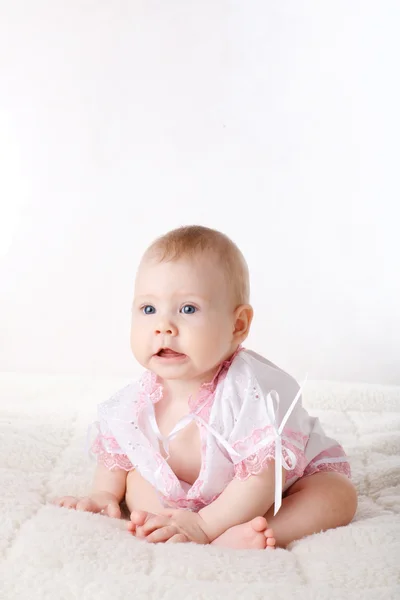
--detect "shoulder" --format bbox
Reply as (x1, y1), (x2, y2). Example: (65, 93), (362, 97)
(235, 349), (300, 393)
(221, 348), (301, 411)
(97, 369), (162, 418)
(97, 378), (143, 421)
(211, 349), (307, 440)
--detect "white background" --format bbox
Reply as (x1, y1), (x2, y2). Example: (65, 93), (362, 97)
(0, 1), (399, 384)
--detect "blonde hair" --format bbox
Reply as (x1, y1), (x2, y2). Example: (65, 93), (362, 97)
(144, 225), (250, 306)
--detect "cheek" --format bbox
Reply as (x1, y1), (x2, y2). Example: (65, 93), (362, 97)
(191, 319), (231, 352)
(130, 319), (147, 352)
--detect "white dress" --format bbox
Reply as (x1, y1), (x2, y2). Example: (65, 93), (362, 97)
(88, 348), (350, 514)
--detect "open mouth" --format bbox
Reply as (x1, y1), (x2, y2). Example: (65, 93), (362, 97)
(155, 348), (186, 359)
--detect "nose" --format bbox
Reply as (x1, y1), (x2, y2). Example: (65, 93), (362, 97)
(155, 315), (178, 336)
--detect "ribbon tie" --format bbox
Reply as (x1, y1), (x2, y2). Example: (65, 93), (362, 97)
(265, 375), (308, 514)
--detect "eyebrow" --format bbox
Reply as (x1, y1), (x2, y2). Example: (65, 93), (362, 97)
(134, 293), (210, 302)
(134, 295), (157, 301)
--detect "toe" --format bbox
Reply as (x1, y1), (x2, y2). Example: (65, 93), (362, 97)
(265, 528), (274, 538)
(76, 498), (91, 511)
(250, 517), (268, 532)
(56, 496), (76, 509)
(63, 497), (79, 509)
(264, 526), (276, 548)
(266, 536), (276, 548)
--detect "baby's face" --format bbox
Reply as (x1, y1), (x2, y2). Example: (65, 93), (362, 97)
(131, 255), (237, 383)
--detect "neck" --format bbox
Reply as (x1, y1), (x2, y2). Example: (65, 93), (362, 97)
(161, 366), (219, 404)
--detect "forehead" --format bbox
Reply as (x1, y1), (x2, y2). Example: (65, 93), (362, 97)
(135, 255), (227, 298)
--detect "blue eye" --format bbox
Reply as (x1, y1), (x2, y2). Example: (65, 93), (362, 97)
(142, 305), (156, 315)
(181, 304), (197, 315)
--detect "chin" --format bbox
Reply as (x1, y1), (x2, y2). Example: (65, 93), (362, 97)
(152, 365), (189, 378)
(151, 363), (198, 381)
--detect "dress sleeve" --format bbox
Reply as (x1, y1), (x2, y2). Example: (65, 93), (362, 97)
(87, 385), (135, 472)
(88, 419), (133, 471)
(225, 356), (309, 486)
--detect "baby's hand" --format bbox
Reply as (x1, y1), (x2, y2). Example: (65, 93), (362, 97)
(128, 509), (210, 545)
(52, 492), (121, 518)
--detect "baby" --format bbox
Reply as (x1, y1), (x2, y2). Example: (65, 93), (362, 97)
(54, 225), (357, 549)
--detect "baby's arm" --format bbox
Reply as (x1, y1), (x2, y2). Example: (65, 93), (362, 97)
(53, 463), (127, 518)
(198, 463), (283, 541)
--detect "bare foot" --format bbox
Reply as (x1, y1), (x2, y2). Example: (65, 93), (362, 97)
(211, 517), (276, 550)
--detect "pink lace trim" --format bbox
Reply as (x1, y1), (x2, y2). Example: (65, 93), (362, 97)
(233, 426), (308, 453)
(234, 439), (308, 481)
(158, 493), (215, 512)
(303, 445), (351, 479)
(137, 370), (163, 411)
(187, 348), (239, 420)
(90, 435), (133, 471)
(232, 426), (308, 480)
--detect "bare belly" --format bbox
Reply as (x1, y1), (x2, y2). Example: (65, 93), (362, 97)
(160, 421), (202, 485)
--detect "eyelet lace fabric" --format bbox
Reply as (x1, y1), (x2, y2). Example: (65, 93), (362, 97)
(88, 348), (351, 512)
(233, 427), (309, 481)
(90, 433), (133, 471)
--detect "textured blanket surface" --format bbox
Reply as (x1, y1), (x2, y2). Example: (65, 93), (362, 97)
(0, 373), (399, 600)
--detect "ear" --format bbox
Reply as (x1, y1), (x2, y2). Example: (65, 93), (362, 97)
(232, 304), (253, 343)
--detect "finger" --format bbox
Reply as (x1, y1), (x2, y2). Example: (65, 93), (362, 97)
(105, 502), (121, 519)
(166, 533), (189, 544)
(58, 496), (79, 509)
(140, 516), (171, 535)
(76, 498), (99, 512)
(146, 525), (179, 544)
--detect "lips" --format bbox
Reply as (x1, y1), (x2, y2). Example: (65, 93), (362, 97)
(156, 348), (185, 358)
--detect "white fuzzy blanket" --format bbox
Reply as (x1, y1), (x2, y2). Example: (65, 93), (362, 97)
(1, 373), (399, 600)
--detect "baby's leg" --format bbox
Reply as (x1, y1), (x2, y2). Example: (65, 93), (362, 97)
(265, 472), (357, 547)
(212, 472), (357, 549)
